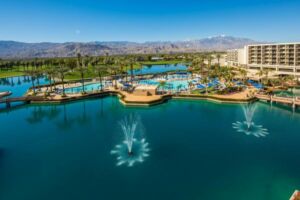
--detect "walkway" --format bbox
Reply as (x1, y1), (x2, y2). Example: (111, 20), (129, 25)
(256, 94), (300, 107)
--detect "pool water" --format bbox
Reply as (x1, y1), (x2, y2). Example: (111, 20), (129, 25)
(64, 83), (105, 94)
(139, 78), (220, 91)
(139, 79), (190, 91)
(131, 64), (187, 75)
(0, 97), (299, 200)
(0, 76), (49, 97)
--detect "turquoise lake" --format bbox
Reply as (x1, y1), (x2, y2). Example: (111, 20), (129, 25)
(0, 96), (300, 200)
(131, 64), (187, 75)
(0, 74), (300, 200)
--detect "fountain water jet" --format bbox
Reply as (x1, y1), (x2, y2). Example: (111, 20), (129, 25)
(111, 114), (150, 167)
(233, 103), (269, 138)
(242, 103), (257, 129)
(119, 114), (139, 154)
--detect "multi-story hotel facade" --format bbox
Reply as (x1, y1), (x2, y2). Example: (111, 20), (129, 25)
(227, 42), (300, 77)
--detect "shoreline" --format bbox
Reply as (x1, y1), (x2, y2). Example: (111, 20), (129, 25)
(1, 90), (299, 115)
(25, 90), (256, 107)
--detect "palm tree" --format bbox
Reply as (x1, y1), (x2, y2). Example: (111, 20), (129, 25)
(127, 57), (137, 84)
(108, 65), (120, 89)
(262, 68), (271, 85)
(25, 68), (39, 95)
(114, 57), (125, 81)
(256, 69), (264, 83)
(76, 54), (88, 93)
(44, 65), (56, 92)
(94, 65), (106, 91)
(221, 67), (234, 88)
(216, 54), (221, 67)
(177, 84), (183, 93)
(56, 64), (69, 96)
(238, 67), (247, 84)
(278, 75), (294, 88)
(158, 81), (167, 92)
(202, 76), (209, 94)
(206, 54), (213, 69)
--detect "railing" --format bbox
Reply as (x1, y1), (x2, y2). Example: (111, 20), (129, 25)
(256, 94), (300, 106)
(0, 96), (45, 104)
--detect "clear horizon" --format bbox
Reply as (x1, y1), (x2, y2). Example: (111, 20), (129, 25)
(1, 0), (300, 43)
(0, 35), (266, 44)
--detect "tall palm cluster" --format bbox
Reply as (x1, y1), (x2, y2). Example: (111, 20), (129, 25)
(0, 54), (149, 95)
(189, 54), (234, 84)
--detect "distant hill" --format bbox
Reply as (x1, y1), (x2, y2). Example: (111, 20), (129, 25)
(0, 36), (258, 58)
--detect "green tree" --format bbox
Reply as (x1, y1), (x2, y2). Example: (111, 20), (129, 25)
(76, 53), (88, 93)
(56, 64), (69, 96)
(25, 69), (39, 95)
(94, 65), (107, 91)
(44, 65), (56, 92)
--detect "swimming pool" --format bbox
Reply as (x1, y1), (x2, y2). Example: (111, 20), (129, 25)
(139, 78), (220, 91)
(139, 79), (190, 91)
(64, 83), (106, 94)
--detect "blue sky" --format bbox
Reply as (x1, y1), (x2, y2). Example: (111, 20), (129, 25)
(1, 0), (300, 43)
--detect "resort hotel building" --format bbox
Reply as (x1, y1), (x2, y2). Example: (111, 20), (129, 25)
(227, 42), (300, 77)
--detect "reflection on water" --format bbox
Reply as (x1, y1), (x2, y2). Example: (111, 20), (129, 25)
(0, 97), (300, 200)
(76, 101), (91, 125)
(26, 106), (61, 124)
(111, 114), (150, 167)
(233, 103), (269, 138)
(0, 75), (49, 97)
(21, 97), (116, 133)
(25, 101), (93, 130)
(56, 104), (76, 130)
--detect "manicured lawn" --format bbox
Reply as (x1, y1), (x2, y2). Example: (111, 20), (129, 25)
(0, 59), (187, 79)
(0, 71), (25, 78)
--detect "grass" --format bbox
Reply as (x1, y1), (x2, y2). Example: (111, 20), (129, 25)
(0, 60), (188, 79)
(0, 71), (25, 78)
(65, 64), (142, 80)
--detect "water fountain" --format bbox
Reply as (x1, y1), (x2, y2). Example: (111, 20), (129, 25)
(233, 103), (269, 138)
(111, 114), (150, 167)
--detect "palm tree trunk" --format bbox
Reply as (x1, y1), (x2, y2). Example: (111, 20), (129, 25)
(114, 71), (118, 89)
(130, 64), (134, 84)
(61, 77), (65, 96)
(49, 76), (52, 92)
(125, 66), (128, 82)
(98, 72), (103, 91)
(81, 73), (85, 93)
(31, 76), (36, 95)
(37, 76), (40, 88)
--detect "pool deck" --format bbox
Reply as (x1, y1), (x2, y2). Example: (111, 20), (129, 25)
(18, 85), (257, 107)
(174, 88), (256, 103)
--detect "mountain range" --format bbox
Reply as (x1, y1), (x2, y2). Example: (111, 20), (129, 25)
(0, 36), (258, 59)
